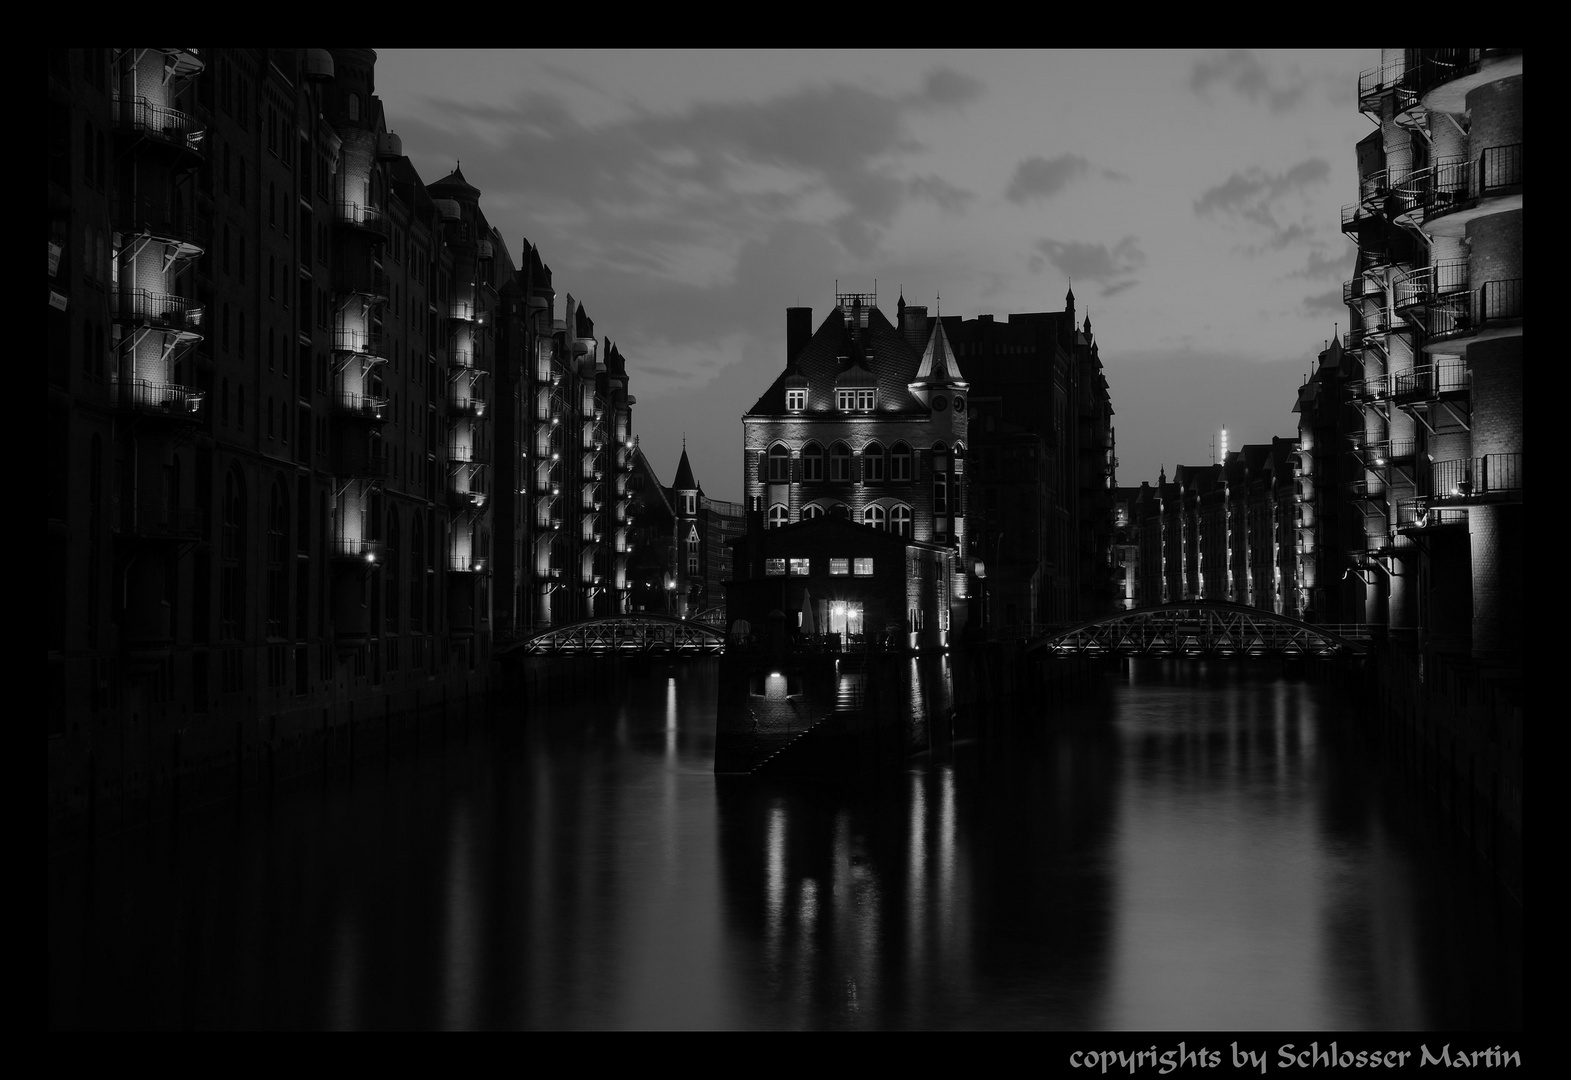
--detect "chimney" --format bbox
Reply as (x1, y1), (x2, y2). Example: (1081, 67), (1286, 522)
(786, 307), (812, 371)
(901, 304), (928, 349)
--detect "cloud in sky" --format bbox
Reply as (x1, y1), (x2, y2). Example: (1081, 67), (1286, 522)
(1029, 236), (1146, 295)
(1005, 153), (1127, 203)
(1301, 287), (1346, 320)
(1188, 50), (1313, 112)
(1194, 159), (1332, 252)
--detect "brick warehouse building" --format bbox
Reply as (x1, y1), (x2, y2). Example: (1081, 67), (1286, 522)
(47, 48), (644, 842)
(1338, 48), (1521, 664)
(739, 288), (1116, 641)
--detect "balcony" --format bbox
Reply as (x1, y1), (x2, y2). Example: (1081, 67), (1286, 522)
(111, 378), (205, 419)
(334, 201), (389, 239)
(332, 327), (387, 359)
(1425, 144), (1522, 232)
(111, 289), (204, 333)
(448, 555), (487, 574)
(331, 536), (386, 563)
(1357, 62), (1420, 119)
(114, 195), (208, 254)
(1424, 279), (1523, 349)
(111, 95), (205, 157)
(1415, 49), (1521, 114)
(1392, 259), (1467, 312)
(449, 489), (488, 513)
(1343, 276), (1383, 306)
(1429, 453), (1523, 504)
(447, 392), (486, 417)
(331, 392), (388, 421)
(1392, 361), (1469, 403)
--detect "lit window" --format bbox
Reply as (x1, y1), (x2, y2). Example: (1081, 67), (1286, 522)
(863, 504), (886, 530)
(765, 559), (786, 576)
(854, 557), (873, 576)
(934, 473), (948, 515)
(688, 556), (699, 574)
(802, 503), (824, 520)
(768, 503), (789, 529)
(856, 389), (875, 411)
(830, 558), (849, 575)
(786, 388), (805, 411)
(891, 505), (913, 538)
(684, 493), (696, 514)
(789, 558), (809, 576)
(836, 389), (854, 410)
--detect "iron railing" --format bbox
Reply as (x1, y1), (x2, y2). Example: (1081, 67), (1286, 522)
(1430, 454), (1522, 500)
(111, 289), (204, 329)
(331, 536), (385, 562)
(334, 201), (388, 235)
(111, 95), (205, 153)
(111, 378), (205, 416)
(332, 328), (386, 357)
(332, 392), (387, 418)
(1392, 361), (1469, 400)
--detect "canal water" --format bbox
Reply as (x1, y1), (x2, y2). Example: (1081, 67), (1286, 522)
(48, 658), (1521, 1030)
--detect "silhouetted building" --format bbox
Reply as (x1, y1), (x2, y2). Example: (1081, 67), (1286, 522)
(47, 47), (643, 841)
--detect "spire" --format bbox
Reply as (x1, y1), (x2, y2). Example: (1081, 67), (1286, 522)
(1066, 276), (1075, 312)
(913, 316), (960, 384)
(673, 441), (698, 492)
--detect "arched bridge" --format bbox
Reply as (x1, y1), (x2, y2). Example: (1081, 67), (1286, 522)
(1023, 602), (1371, 659)
(496, 615), (727, 657)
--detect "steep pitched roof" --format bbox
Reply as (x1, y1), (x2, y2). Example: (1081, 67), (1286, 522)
(672, 445), (699, 492)
(745, 305), (925, 416)
(912, 315), (962, 384)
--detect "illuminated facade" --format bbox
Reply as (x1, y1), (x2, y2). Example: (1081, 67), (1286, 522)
(48, 47), (642, 841)
(742, 291), (970, 636)
(1134, 447), (1298, 614)
(1341, 49), (1522, 662)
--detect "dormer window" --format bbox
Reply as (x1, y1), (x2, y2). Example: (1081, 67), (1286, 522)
(837, 389), (875, 411)
(786, 388), (805, 411)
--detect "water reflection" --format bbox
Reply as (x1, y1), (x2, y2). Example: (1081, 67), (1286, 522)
(49, 658), (1519, 1030)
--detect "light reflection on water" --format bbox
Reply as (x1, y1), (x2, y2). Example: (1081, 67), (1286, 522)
(48, 658), (1519, 1030)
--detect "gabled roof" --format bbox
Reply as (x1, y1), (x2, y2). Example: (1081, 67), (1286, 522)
(745, 305), (925, 416)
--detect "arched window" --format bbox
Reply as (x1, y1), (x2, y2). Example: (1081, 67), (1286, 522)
(830, 441), (851, 482)
(801, 442), (825, 483)
(862, 441), (885, 484)
(768, 503), (789, 529)
(767, 443), (791, 482)
(801, 503), (825, 520)
(348, 93), (361, 121)
(863, 504), (886, 530)
(890, 442), (913, 482)
(891, 504), (914, 539)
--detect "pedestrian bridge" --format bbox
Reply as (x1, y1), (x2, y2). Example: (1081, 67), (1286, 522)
(1023, 602), (1371, 659)
(496, 615), (727, 657)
